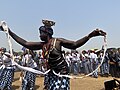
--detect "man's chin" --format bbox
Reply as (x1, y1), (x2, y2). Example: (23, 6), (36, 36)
(40, 38), (46, 42)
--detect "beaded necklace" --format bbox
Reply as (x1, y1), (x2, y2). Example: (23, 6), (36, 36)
(42, 39), (52, 59)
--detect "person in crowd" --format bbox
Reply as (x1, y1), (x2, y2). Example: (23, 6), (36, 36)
(0, 19), (106, 90)
(20, 49), (37, 90)
(99, 51), (109, 77)
(0, 47), (15, 90)
(107, 48), (119, 78)
(81, 50), (91, 75)
(88, 49), (98, 78)
(65, 51), (72, 73)
(71, 50), (80, 75)
(116, 48), (120, 77)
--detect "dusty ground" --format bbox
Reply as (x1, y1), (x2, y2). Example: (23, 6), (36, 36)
(12, 71), (118, 90)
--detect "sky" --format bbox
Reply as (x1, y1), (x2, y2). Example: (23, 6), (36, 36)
(0, 0), (120, 52)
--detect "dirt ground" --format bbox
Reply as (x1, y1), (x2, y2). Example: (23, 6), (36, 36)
(12, 71), (119, 90)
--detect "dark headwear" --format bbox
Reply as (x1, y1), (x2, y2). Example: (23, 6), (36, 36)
(39, 20), (55, 35)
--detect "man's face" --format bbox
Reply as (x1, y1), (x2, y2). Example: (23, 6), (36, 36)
(39, 30), (48, 41)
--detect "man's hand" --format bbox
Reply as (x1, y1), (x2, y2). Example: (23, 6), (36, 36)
(88, 29), (106, 38)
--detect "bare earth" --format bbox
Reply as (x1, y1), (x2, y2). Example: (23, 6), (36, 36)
(12, 71), (117, 90)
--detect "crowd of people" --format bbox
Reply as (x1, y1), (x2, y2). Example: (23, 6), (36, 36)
(0, 46), (120, 89)
(64, 48), (120, 78)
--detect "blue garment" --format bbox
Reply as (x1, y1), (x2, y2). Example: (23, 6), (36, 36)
(0, 67), (14, 90)
(45, 71), (70, 90)
(21, 71), (36, 90)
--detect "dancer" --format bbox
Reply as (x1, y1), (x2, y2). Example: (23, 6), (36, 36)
(0, 20), (106, 90)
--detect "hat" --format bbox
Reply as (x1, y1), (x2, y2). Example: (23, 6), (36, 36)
(39, 20), (55, 35)
(42, 20), (55, 28)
